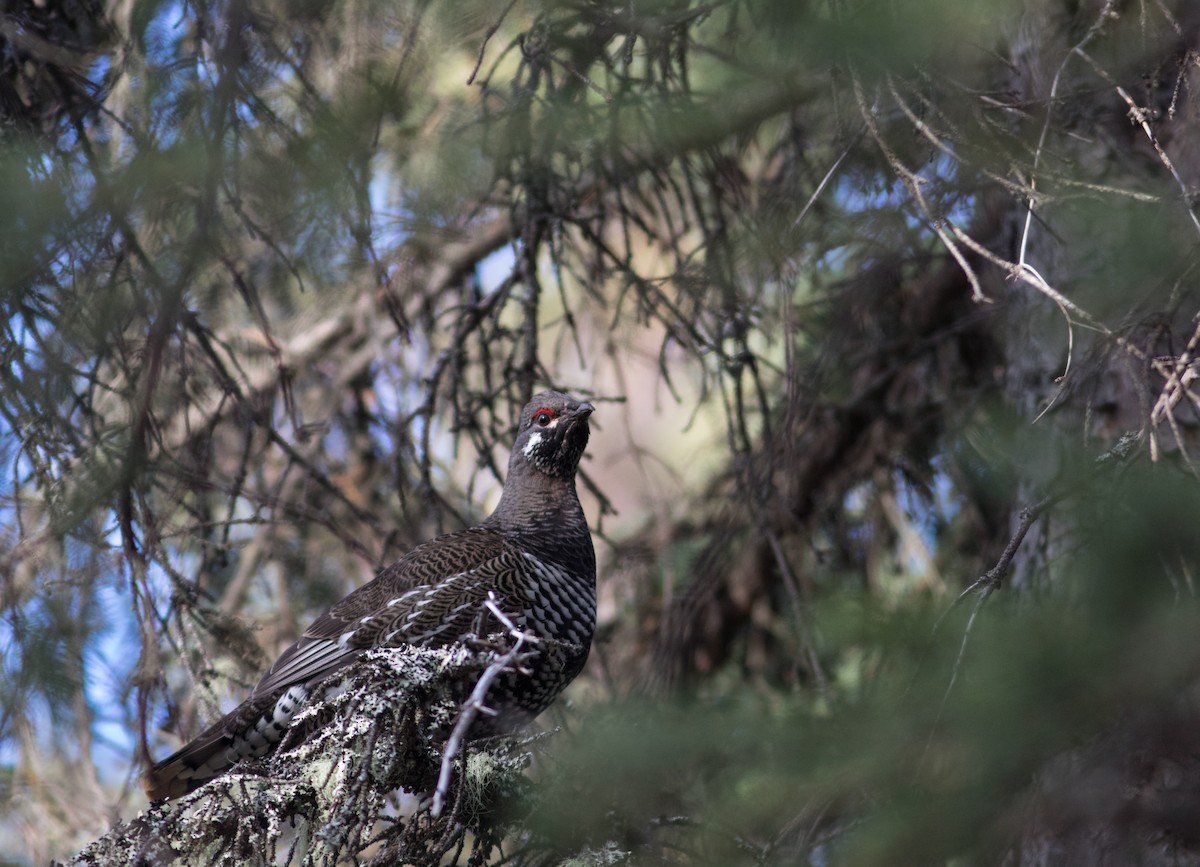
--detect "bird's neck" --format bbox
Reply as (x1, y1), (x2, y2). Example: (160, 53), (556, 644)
(483, 465), (591, 560)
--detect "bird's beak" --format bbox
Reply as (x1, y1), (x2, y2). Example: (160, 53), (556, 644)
(575, 402), (595, 417)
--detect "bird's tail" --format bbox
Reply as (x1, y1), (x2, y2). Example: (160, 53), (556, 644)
(142, 718), (235, 801)
(143, 685), (309, 801)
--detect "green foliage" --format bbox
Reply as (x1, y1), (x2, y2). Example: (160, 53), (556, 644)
(3, 0), (1200, 863)
(531, 464), (1200, 864)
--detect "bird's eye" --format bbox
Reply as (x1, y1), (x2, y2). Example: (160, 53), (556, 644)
(534, 407), (556, 426)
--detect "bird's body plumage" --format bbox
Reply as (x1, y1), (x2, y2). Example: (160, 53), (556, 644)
(144, 392), (596, 801)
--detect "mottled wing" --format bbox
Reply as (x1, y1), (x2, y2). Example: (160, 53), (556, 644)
(247, 527), (515, 701)
(142, 528), (520, 800)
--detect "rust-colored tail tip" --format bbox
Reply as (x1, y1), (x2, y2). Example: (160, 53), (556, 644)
(142, 762), (189, 802)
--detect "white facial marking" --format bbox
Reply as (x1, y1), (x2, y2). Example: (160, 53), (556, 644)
(523, 431), (543, 457)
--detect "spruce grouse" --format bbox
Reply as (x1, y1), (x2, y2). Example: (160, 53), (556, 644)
(143, 391), (596, 801)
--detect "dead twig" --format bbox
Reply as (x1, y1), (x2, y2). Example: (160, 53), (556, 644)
(1072, 47), (1200, 241)
(917, 496), (1052, 776)
(920, 430), (1144, 775)
(431, 593), (538, 817)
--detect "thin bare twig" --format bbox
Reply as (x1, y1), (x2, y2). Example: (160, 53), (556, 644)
(851, 72), (989, 303)
(1018, 0), (1120, 270)
(792, 131), (861, 231)
(1073, 47), (1200, 241)
(467, 0), (518, 85)
(917, 496), (1052, 776)
(431, 594), (538, 817)
(919, 429), (1144, 777)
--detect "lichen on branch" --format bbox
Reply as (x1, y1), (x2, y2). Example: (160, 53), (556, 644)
(69, 640), (570, 866)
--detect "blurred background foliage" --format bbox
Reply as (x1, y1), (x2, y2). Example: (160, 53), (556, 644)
(2, 0), (1200, 863)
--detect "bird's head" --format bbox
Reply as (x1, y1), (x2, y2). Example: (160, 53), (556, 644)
(510, 391), (594, 479)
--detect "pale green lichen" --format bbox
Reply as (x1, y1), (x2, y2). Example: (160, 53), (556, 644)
(559, 842), (632, 866)
(69, 638), (579, 866)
